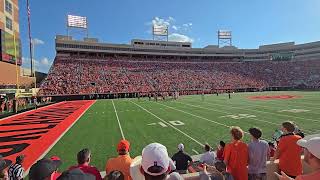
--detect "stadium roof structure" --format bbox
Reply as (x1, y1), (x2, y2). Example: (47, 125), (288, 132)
(55, 35), (320, 62)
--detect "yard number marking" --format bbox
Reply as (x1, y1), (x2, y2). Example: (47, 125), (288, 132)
(147, 121), (185, 127)
(220, 114), (256, 119)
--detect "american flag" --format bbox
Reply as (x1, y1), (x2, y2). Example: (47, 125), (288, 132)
(27, 0), (31, 16)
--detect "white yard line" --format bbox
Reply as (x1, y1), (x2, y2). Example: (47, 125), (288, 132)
(154, 101), (273, 141)
(183, 100), (317, 135)
(192, 149), (200, 155)
(155, 102), (230, 128)
(178, 101), (280, 126)
(257, 101), (320, 115)
(130, 100), (204, 147)
(202, 100), (320, 124)
(228, 97), (320, 115)
(112, 100), (125, 140)
(213, 96), (320, 115)
(186, 99), (318, 134)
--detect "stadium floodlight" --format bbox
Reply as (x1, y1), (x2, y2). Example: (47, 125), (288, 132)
(218, 30), (232, 47)
(153, 25), (168, 36)
(66, 14), (89, 38)
(67, 15), (88, 29)
(152, 25), (169, 41)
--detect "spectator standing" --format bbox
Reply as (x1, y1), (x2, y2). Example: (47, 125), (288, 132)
(69, 148), (102, 180)
(248, 127), (269, 180)
(215, 161), (234, 180)
(200, 144), (216, 166)
(50, 156), (63, 179)
(171, 143), (193, 174)
(0, 156), (12, 180)
(216, 141), (226, 161)
(57, 168), (95, 180)
(29, 158), (62, 180)
(224, 127), (248, 180)
(8, 155), (24, 180)
(105, 140), (133, 180)
(268, 142), (276, 159)
(275, 136), (320, 180)
(273, 121), (302, 178)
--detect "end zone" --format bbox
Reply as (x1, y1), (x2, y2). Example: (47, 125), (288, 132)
(0, 100), (95, 172)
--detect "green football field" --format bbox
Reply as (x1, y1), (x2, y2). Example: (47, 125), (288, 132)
(46, 91), (320, 171)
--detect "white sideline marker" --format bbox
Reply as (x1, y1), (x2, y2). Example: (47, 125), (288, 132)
(112, 100), (125, 140)
(130, 100), (204, 147)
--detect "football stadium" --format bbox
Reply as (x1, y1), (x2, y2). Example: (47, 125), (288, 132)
(1, 1), (320, 180)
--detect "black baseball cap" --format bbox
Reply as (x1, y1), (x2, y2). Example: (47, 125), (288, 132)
(16, 154), (25, 163)
(57, 168), (95, 180)
(29, 158), (61, 180)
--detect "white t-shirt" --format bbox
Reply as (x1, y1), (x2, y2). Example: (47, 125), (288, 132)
(200, 151), (216, 166)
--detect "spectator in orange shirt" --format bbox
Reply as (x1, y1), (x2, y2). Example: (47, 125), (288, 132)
(224, 126), (248, 180)
(273, 121), (303, 178)
(105, 140), (133, 180)
(275, 136), (320, 180)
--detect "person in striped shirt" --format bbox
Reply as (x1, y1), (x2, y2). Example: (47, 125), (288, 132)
(8, 155), (25, 180)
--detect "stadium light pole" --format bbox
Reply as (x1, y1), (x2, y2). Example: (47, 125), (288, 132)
(27, 0), (34, 77)
(31, 41), (37, 89)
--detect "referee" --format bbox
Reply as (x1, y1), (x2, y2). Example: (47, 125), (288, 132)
(8, 155), (25, 180)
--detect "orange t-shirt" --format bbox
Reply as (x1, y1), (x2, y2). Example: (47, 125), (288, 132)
(295, 170), (320, 180)
(224, 140), (248, 180)
(278, 134), (302, 177)
(106, 155), (133, 180)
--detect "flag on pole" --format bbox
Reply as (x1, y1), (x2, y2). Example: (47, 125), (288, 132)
(27, 0), (31, 16)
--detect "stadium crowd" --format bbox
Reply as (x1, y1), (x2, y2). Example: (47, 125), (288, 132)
(38, 57), (320, 96)
(1, 121), (319, 180)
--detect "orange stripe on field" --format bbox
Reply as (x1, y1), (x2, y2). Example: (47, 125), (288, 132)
(0, 100), (95, 172)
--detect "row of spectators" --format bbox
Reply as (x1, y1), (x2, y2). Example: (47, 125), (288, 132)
(1, 121), (319, 180)
(38, 57), (320, 96)
(0, 96), (52, 114)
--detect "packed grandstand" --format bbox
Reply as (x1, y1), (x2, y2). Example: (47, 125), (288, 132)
(38, 37), (320, 98)
(1, 0), (320, 180)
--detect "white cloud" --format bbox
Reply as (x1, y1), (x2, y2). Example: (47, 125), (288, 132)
(152, 17), (169, 27)
(145, 17), (195, 43)
(40, 57), (50, 66)
(168, 16), (175, 22)
(32, 38), (44, 45)
(182, 23), (193, 28)
(169, 33), (194, 43)
(21, 56), (52, 73)
(149, 16), (176, 28)
(172, 25), (178, 31)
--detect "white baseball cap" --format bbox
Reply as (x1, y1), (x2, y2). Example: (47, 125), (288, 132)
(178, 143), (184, 151)
(141, 143), (174, 176)
(297, 137), (320, 159)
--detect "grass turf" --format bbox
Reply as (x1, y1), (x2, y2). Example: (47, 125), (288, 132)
(46, 91), (320, 171)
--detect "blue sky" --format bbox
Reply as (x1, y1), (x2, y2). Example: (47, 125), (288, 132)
(18, 0), (320, 73)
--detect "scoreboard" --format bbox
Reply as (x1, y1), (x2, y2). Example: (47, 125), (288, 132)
(0, 29), (22, 65)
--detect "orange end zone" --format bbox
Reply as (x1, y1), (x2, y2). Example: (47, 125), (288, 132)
(0, 100), (95, 172)
(248, 95), (302, 100)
